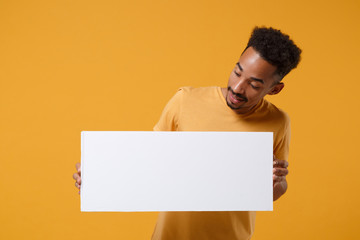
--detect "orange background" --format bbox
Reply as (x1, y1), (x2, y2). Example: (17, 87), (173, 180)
(1, 0), (359, 239)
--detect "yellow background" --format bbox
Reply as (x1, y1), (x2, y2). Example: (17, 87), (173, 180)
(1, 0), (359, 239)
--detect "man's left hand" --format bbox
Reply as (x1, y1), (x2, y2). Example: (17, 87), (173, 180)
(273, 156), (289, 201)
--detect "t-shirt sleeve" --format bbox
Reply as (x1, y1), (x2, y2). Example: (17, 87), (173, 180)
(273, 115), (291, 161)
(153, 88), (184, 131)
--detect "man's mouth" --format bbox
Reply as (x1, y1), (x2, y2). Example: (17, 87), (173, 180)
(229, 93), (245, 104)
(228, 87), (248, 103)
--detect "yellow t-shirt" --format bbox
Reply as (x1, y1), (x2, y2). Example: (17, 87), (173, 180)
(152, 86), (290, 240)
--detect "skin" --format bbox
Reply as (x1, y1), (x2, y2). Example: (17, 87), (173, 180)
(73, 46), (289, 201)
(73, 162), (81, 194)
(220, 47), (284, 114)
(273, 157), (288, 201)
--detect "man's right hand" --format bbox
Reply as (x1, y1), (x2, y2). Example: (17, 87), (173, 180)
(73, 163), (81, 194)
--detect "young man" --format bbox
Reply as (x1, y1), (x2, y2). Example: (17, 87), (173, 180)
(73, 27), (301, 240)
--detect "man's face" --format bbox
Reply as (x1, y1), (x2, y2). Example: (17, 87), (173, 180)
(224, 46), (284, 114)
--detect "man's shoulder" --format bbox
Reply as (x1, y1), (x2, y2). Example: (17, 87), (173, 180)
(262, 99), (290, 124)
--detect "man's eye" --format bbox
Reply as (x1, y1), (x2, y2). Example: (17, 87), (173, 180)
(234, 71), (240, 77)
(250, 84), (260, 90)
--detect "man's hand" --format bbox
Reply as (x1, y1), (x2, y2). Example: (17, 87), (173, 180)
(72, 163), (81, 194)
(273, 156), (288, 201)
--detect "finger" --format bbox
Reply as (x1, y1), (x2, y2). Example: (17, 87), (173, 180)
(75, 163), (81, 174)
(72, 173), (82, 184)
(273, 167), (289, 176)
(273, 175), (286, 182)
(273, 159), (289, 168)
(72, 172), (79, 181)
(75, 181), (80, 189)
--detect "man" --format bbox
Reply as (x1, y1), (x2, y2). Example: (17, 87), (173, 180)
(73, 26), (301, 240)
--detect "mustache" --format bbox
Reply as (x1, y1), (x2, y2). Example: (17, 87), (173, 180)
(227, 87), (248, 102)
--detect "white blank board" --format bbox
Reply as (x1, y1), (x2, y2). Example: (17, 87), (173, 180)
(81, 131), (273, 212)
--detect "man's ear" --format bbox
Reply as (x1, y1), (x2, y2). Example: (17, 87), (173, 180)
(267, 82), (284, 95)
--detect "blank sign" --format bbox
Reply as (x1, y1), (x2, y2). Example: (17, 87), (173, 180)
(81, 131), (273, 212)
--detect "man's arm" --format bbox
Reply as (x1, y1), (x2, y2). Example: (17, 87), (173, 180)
(273, 157), (289, 201)
(153, 88), (184, 131)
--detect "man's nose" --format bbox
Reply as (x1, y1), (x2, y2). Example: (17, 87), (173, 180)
(233, 78), (246, 94)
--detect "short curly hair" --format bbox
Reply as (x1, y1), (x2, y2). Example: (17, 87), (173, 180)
(246, 26), (302, 79)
